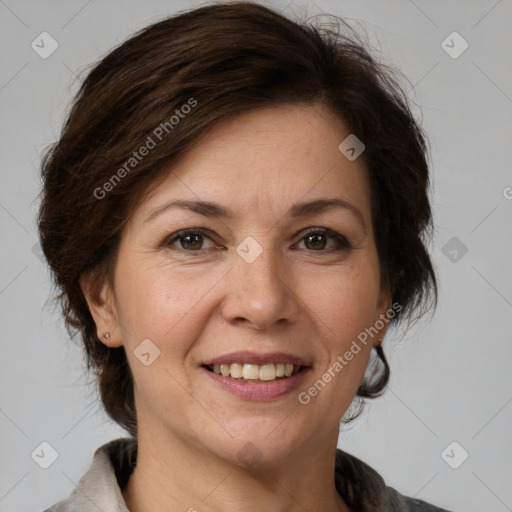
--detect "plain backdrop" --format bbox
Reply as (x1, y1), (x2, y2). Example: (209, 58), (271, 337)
(1, 1), (511, 511)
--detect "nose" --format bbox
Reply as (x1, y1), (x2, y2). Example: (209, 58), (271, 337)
(220, 241), (301, 330)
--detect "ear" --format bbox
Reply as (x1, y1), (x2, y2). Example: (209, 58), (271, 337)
(373, 285), (393, 348)
(79, 268), (123, 348)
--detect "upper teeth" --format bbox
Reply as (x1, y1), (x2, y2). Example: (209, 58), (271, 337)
(211, 363), (300, 380)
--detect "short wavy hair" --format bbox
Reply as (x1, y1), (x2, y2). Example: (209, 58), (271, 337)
(37, 1), (437, 437)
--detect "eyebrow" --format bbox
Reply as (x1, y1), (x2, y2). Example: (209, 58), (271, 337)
(143, 198), (366, 230)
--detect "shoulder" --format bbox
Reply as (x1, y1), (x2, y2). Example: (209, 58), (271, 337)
(387, 486), (454, 511)
(335, 448), (454, 512)
(41, 437), (135, 512)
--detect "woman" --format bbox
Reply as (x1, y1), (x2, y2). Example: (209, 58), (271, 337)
(38, 2), (449, 511)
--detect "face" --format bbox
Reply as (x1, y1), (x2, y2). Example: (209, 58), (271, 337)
(84, 103), (391, 466)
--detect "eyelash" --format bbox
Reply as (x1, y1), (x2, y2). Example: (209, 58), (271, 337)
(164, 227), (352, 254)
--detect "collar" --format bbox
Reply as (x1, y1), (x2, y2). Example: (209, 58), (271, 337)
(44, 437), (447, 512)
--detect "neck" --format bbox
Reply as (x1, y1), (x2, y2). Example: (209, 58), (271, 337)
(122, 425), (351, 512)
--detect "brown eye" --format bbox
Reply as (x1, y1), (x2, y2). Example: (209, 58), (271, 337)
(304, 233), (327, 250)
(179, 233), (204, 250)
(166, 229), (216, 251)
(297, 228), (351, 252)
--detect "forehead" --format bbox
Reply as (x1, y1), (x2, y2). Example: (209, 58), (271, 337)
(134, 103), (372, 227)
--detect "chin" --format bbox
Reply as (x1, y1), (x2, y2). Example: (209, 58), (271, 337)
(201, 420), (309, 468)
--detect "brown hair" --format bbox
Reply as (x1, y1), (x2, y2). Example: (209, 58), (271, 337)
(37, 1), (437, 437)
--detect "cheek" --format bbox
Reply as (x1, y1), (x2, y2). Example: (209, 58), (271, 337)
(113, 264), (218, 411)
(114, 258), (223, 358)
(302, 261), (381, 340)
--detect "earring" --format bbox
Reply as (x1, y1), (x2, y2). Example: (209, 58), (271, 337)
(102, 332), (111, 346)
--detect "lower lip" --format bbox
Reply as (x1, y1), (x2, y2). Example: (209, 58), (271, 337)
(200, 366), (311, 400)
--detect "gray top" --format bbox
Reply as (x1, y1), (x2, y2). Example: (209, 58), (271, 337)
(43, 438), (452, 512)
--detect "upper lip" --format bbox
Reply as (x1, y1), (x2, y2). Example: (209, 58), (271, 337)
(202, 351), (313, 367)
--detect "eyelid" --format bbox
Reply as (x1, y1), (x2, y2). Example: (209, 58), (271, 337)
(164, 228), (218, 249)
(164, 226), (351, 252)
(296, 226), (352, 250)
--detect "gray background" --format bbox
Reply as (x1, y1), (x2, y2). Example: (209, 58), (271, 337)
(1, 1), (511, 511)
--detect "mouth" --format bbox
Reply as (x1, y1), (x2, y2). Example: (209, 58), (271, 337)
(202, 362), (307, 382)
(200, 362), (312, 401)
(199, 351), (313, 400)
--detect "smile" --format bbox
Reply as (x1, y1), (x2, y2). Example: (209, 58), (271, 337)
(200, 364), (311, 401)
(204, 362), (303, 381)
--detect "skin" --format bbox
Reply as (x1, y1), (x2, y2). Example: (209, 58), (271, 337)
(81, 103), (392, 512)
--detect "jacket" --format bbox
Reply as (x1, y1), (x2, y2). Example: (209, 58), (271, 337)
(43, 437), (453, 512)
